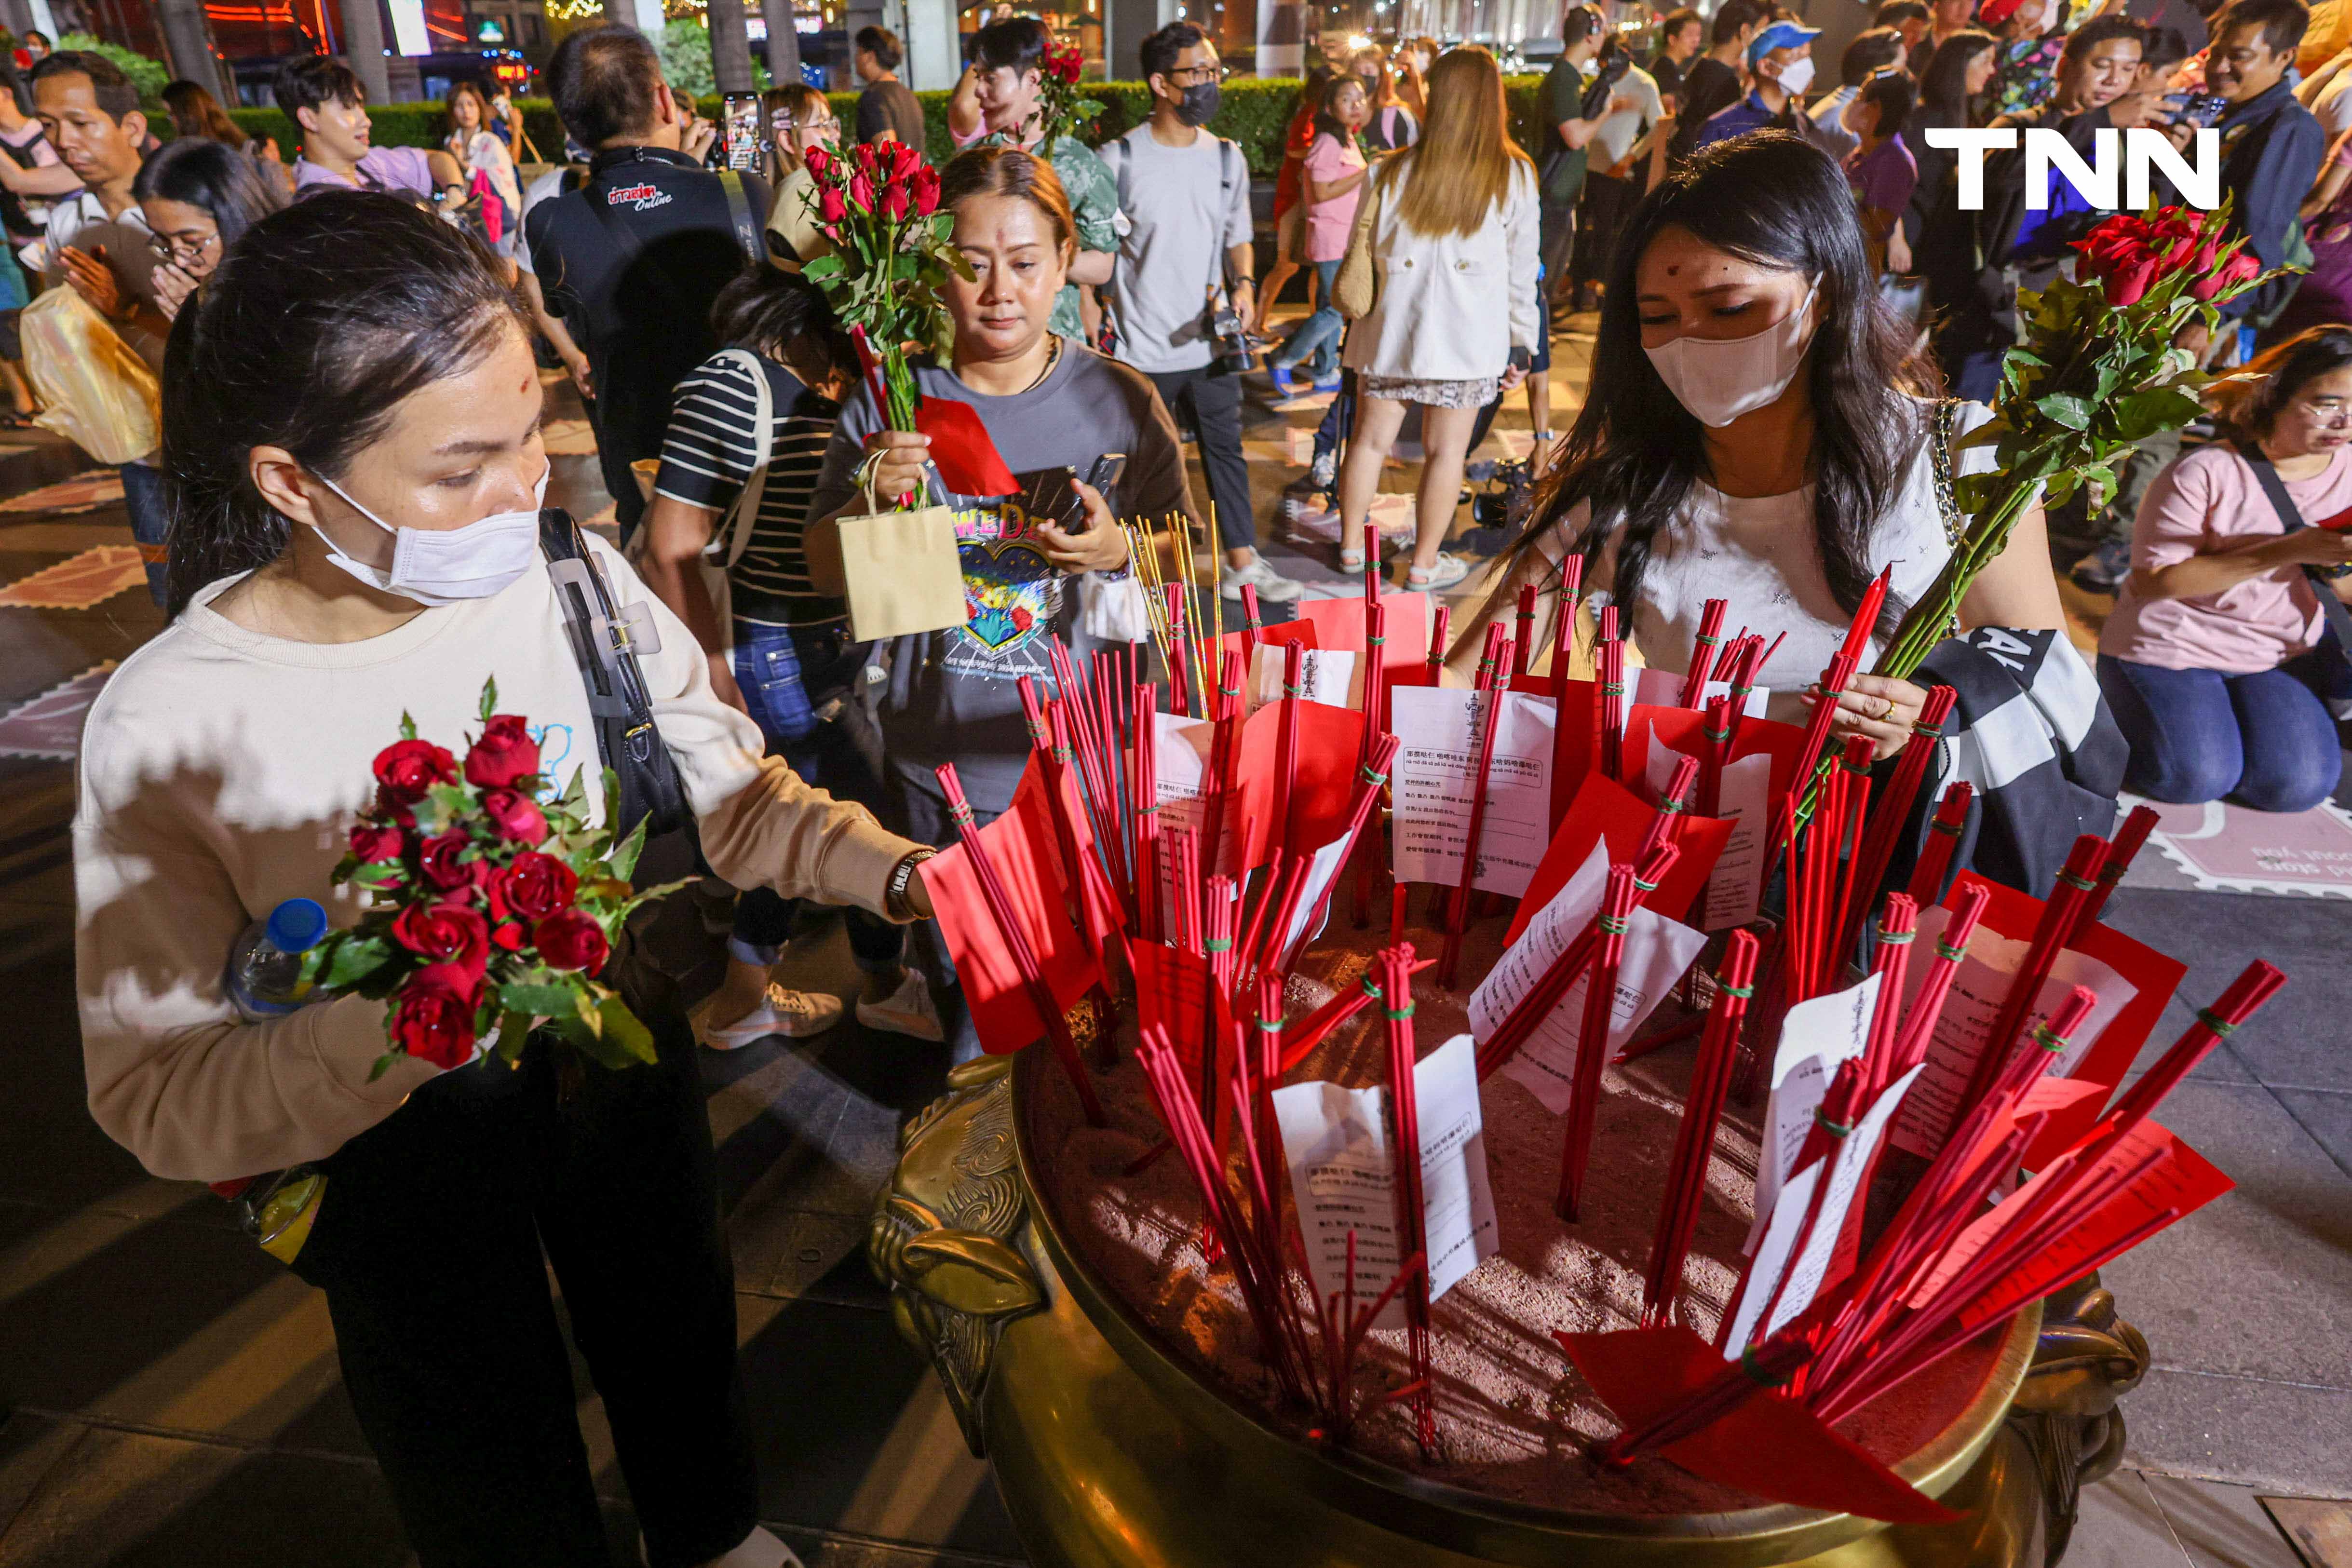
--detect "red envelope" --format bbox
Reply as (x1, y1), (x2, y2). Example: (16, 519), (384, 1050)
(914, 395), (1020, 498)
(1505, 771), (1731, 940)
(1300, 591), (1431, 672)
(1009, 755), (1127, 955)
(927, 782), (1103, 1055)
(1554, 1325), (1958, 1525)
(1206, 699), (1365, 868)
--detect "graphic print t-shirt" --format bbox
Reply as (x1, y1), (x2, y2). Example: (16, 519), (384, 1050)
(803, 341), (1193, 815)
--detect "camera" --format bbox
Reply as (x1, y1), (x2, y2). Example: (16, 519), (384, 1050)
(1207, 286), (1257, 372)
(2164, 91), (2227, 129)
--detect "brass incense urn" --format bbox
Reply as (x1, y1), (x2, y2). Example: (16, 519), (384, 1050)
(870, 1053), (2149, 1568)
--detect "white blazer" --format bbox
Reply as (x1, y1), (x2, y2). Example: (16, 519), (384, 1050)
(1341, 155), (1541, 383)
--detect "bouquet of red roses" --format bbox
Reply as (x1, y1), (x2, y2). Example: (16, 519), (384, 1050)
(299, 678), (687, 1078)
(1035, 38), (1099, 146)
(798, 140), (965, 436)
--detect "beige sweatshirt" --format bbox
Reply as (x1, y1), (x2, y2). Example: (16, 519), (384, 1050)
(74, 536), (917, 1182)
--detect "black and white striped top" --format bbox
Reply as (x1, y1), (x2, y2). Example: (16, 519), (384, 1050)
(653, 351), (843, 628)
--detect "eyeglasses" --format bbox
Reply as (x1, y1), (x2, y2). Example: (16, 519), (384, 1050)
(147, 230), (218, 266)
(1166, 65), (1225, 84)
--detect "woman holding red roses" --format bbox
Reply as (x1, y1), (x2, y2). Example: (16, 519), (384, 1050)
(73, 193), (938, 1568)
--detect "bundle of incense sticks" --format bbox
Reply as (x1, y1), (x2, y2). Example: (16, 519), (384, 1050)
(1239, 581), (1263, 659)
(1514, 583), (1538, 680)
(1956, 834), (2109, 1111)
(1380, 942), (1440, 1457)
(1546, 553), (1585, 827)
(1891, 881), (1989, 1074)
(936, 762), (1103, 1124)
(1597, 606), (1626, 782)
(1555, 863), (1640, 1222)
(1903, 782), (1974, 908)
(1640, 930), (1759, 1325)
(2080, 803), (2161, 924)
(1440, 631), (1516, 987)
(1675, 598), (1729, 708)
(1425, 603), (1451, 684)
(1353, 559), (1392, 930)
(1836, 685), (1959, 958)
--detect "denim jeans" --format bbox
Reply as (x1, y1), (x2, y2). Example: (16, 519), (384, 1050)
(1275, 259), (1345, 378)
(2097, 639), (2351, 814)
(728, 618), (904, 975)
(121, 460), (170, 607)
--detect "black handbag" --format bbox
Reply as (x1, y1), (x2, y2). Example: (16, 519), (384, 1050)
(539, 508), (693, 838)
(2235, 441), (2352, 679)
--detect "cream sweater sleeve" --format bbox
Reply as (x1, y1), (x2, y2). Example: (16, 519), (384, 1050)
(592, 536), (919, 915)
(75, 821), (440, 1184)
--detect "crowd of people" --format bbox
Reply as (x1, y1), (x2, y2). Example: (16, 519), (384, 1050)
(42, 3), (2352, 1564)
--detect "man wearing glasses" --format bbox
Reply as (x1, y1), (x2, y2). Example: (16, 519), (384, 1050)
(1097, 22), (1301, 604)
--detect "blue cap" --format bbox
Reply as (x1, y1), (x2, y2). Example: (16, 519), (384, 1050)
(1747, 20), (1821, 65)
(266, 897), (329, 954)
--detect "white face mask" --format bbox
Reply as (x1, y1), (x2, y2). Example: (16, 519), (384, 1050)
(1643, 279), (1820, 429)
(312, 466), (550, 607)
(1774, 56), (1817, 97)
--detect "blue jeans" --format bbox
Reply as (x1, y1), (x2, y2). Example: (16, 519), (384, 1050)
(729, 618), (903, 975)
(2097, 642), (2350, 814)
(121, 460), (170, 607)
(1275, 259), (1344, 378)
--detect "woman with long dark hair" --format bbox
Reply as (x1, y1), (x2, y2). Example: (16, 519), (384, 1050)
(2098, 327), (2352, 812)
(1459, 133), (2063, 760)
(1906, 29), (2003, 395)
(443, 78), (521, 257)
(77, 190), (932, 1568)
(133, 135), (287, 321)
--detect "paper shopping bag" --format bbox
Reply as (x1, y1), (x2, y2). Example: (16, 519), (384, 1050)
(803, 502), (970, 641)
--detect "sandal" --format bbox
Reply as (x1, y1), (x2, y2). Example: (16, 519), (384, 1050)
(1338, 546), (1366, 574)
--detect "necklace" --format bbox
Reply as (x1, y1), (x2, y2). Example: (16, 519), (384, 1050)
(1018, 335), (1062, 395)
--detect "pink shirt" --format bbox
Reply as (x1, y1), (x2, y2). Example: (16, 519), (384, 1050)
(2100, 442), (2349, 674)
(1301, 131), (1365, 263)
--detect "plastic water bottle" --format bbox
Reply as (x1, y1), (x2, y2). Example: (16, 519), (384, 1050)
(225, 898), (330, 1023)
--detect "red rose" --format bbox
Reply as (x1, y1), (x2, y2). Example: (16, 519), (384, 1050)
(2104, 256), (2158, 307)
(417, 830), (474, 893)
(480, 787), (549, 845)
(392, 901), (490, 975)
(912, 164), (940, 217)
(463, 714), (540, 789)
(803, 143), (830, 179)
(373, 738), (456, 805)
(533, 908), (610, 973)
(391, 963), (480, 1069)
(1011, 605), (1034, 632)
(500, 851), (579, 921)
(350, 823), (407, 863)
(892, 140), (919, 178)
(2191, 250), (2260, 301)
(849, 171), (875, 212)
(880, 182), (909, 221)
(820, 185), (847, 224)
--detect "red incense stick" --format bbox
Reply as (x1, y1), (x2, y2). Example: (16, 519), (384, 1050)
(936, 763), (1102, 1124)
(1440, 646), (1514, 987)
(1958, 834), (2108, 1113)
(1426, 604), (1451, 685)
(1556, 863), (1639, 1222)
(2080, 803), (2161, 925)
(1514, 584), (1537, 680)
(1892, 880), (1989, 1072)
(2090, 961), (2284, 1152)
(1277, 641), (1306, 855)
(1838, 685), (1958, 957)
(1547, 567), (1582, 828)
(1903, 782), (1974, 910)
(1380, 942), (1439, 1455)
(1641, 929), (1758, 1325)
(1597, 607), (1625, 782)
(1676, 597), (1728, 709)
(1240, 582), (1263, 662)
(1476, 840), (1683, 1082)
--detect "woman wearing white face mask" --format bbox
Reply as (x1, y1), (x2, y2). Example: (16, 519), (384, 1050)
(75, 192), (933, 1568)
(1457, 134), (2066, 764)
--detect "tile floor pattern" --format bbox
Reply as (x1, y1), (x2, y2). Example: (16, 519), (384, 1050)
(0, 347), (2344, 1566)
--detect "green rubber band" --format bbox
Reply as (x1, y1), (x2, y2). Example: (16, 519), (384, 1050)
(1717, 982), (1756, 998)
(1362, 975), (1384, 998)
(1603, 681), (1625, 696)
(1385, 1002), (1416, 1019)
(1877, 929), (1917, 946)
(949, 802), (975, 827)
(1598, 915), (1630, 935)
(1660, 798), (1688, 814)
(1205, 938), (1232, 952)
(1360, 765), (1390, 786)
(1633, 874), (1661, 892)
(1368, 635), (1386, 647)
(1258, 1015), (1284, 1032)
(1705, 724), (1731, 742)
(1696, 634), (1721, 647)
(1138, 803), (1163, 816)
(2032, 1022), (2069, 1053)
(1932, 816), (1964, 837)
(1285, 682), (1304, 698)
(1911, 717), (1945, 736)
(1815, 1110), (1853, 1136)
(1739, 1347), (1795, 1388)
(2195, 1008), (2237, 1037)
(1936, 939), (1968, 960)
(2057, 870), (2097, 892)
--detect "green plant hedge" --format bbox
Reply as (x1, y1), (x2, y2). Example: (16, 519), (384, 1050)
(230, 75), (1553, 182)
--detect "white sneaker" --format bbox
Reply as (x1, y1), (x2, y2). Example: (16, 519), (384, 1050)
(1404, 552), (1472, 591)
(691, 985), (845, 1049)
(649, 1523), (805, 1568)
(856, 969), (946, 1042)
(1222, 553), (1305, 603)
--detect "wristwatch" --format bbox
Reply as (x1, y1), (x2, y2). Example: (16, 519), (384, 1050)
(887, 848), (938, 919)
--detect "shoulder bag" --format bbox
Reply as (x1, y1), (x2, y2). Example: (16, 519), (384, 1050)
(624, 348), (773, 662)
(2235, 440), (2352, 681)
(1333, 158), (1385, 322)
(540, 508), (694, 838)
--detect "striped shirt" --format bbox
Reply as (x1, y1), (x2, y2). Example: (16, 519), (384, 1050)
(654, 351), (843, 628)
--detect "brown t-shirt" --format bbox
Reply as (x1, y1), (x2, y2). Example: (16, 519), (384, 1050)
(854, 79), (928, 151)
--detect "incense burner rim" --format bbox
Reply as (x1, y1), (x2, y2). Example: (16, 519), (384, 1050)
(1010, 1046), (2042, 1564)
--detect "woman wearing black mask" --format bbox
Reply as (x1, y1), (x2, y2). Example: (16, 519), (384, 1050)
(1452, 135), (2066, 761)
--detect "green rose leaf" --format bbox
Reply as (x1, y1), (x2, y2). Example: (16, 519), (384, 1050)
(478, 676), (498, 723)
(321, 932), (395, 990)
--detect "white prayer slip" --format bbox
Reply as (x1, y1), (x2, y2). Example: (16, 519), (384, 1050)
(1271, 1032), (1500, 1331)
(1627, 668), (1772, 730)
(1767, 1064), (1924, 1336)
(1744, 974), (1881, 1255)
(1149, 713), (1243, 931)
(1278, 834), (1354, 965)
(1888, 902), (2135, 1159)
(1472, 843), (1709, 1115)
(1389, 685), (1558, 897)
(1645, 743), (1773, 931)
(1249, 642), (1360, 713)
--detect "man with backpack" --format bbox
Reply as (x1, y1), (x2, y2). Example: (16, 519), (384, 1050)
(526, 24), (768, 543)
(1098, 22), (1300, 603)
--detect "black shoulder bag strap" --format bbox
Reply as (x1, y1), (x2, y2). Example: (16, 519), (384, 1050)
(2235, 440), (2352, 674)
(540, 508), (693, 838)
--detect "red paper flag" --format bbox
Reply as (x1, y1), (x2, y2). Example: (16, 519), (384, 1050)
(1009, 756), (1127, 954)
(927, 784), (1103, 1054)
(1506, 771), (1731, 938)
(1300, 591), (1431, 672)
(1555, 1325), (1959, 1525)
(913, 396), (1020, 497)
